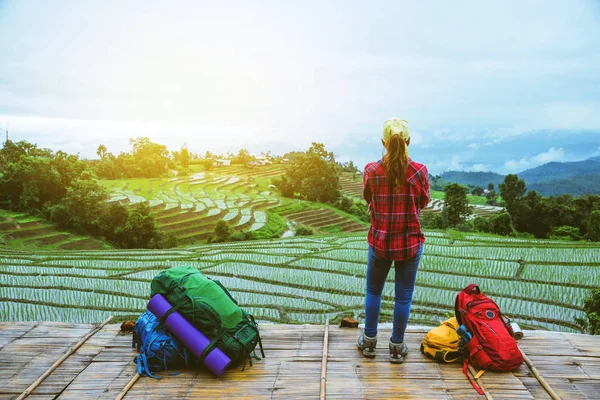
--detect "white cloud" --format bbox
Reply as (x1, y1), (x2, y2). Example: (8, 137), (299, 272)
(504, 147), (567, 172)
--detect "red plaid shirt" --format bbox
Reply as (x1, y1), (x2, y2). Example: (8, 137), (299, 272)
(363, 159), (430, 260)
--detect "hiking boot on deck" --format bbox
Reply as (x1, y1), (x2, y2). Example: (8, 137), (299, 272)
(389, 339), (408, 364)
(357, 334), (377, 358)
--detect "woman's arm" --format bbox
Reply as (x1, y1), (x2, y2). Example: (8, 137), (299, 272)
(419, 167), (431, 210)
(363, 170), (372, 205)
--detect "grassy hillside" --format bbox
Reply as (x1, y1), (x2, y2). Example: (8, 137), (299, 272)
(1, 230), (597, 332)
(0, 210), (108, 250)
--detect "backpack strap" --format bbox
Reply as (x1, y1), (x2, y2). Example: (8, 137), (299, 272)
(248, 314), (265, 359)
(462, 359), (484, 395)
(136, 353), (160, 380)
(463, 284), (480, 294)
(455, 284), (480, 325)
(198, 328), (228, 363)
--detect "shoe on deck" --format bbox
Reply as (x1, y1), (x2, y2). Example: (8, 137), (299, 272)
(389, 339), (408, 364)
(357, 334), (377, 358)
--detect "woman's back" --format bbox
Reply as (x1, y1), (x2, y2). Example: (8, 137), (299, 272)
(363, 159), (429, 260)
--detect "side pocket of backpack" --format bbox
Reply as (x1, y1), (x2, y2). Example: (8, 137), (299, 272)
(464, 335), (493, 370)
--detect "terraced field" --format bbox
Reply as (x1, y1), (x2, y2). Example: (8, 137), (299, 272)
(1, 231), (598, 333)
(0, 211), (107, 250)
(281, 208), (367, 233)
(104, 169), (284, 244)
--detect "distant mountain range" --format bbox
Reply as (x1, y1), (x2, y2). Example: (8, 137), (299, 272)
(440, 157), (600, 197)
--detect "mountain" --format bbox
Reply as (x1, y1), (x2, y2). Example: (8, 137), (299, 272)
(439, 171), (505, 188)
(439, 157), (600, 196)
(528, 174), (600, 197)
(517, 159), (600, 184)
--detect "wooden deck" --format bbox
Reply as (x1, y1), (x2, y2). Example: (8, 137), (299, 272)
(0, 322), (599, 399)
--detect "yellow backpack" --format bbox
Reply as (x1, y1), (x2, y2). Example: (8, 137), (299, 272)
(420, 317), (462, 363)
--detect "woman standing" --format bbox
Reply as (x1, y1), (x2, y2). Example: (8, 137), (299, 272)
(357, 118), (430, 363)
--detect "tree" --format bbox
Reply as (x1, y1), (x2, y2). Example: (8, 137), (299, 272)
(118, 202), (158, 248)
(499, 174), (526, 212)
(61, 170), (110, 234)
(588, 210), (600, 242)
(576, 289), (600, 334)
(489, 213), (515, 236)
(234, 148), (252, 165)
(97, 144), (107, 160)
(471, 186), (484, 196)
(213, 220), (232, 242)
(441, 183), (472, 227)
(274, 143), (341, 203)
(180, 144), (190, 169)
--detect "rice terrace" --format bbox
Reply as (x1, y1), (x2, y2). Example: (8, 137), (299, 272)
(1, 164), (598, 333)
(2, 1), (600, 398)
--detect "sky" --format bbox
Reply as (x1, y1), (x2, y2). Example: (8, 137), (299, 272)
(1, 0), (599, 174)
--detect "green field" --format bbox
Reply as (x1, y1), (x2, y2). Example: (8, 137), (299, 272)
(1, 230), (598, 333)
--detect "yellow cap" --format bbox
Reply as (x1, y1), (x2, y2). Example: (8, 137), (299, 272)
(383, 118), (410, 142)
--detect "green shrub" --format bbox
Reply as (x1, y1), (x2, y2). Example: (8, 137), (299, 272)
(213, 220), (232, 242)
(230, 231), (257, 241)
(294, 224), (314, 236)
(514, 231), (535, 239)
(177, 167), (192, 177)
(455, 220), (474, 232)
(489, 212), (515, 236)
(549, 225), (582, 241)
(576, 289), (600, 335)
(420, 212), (444, 229)
(473, 216), (491, 233)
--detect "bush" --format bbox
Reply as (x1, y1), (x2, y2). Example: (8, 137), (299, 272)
(177, 167), (192, 177)
(294, 224), (314, 236)
(473, 216), (491, 233)
(348, 203), (369, 223)
(549, 225), (582, 241)
(230, 231), (257, 241)
(420, 212), (444, 229)
(576, 289), (600, 334)
(213, 220), (232, 242)
(514, 231), (535, 239)
(455, 220), (474, 232)
(489, 212), (515, 236)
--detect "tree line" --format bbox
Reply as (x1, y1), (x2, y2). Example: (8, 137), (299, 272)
(0, 140), (175, 248)
(425, 175), (600, 242)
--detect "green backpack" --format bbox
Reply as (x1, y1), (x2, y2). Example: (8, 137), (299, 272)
(150, 265), (264, 367)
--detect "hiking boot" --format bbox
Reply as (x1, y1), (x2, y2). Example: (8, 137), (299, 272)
(389, 339), (408, 364)
(357, 334), (377, 358)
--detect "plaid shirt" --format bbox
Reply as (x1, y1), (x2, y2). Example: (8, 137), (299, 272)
(363, 159), (430, 260)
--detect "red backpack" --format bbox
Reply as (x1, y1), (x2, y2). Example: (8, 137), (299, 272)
(455, 284), (523, 388)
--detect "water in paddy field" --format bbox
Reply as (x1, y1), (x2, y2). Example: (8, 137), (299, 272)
(281, 221), (296, 238)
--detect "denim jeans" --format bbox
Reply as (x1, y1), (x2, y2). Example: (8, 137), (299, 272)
(364, 244), (423, 343)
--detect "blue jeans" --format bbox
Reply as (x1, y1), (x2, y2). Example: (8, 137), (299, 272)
(364, 244), (423, 343)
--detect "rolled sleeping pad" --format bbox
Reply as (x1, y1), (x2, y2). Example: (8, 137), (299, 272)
(147, 293), (232, 376)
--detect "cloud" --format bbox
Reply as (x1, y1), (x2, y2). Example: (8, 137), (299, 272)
(504, 147), (567, 172)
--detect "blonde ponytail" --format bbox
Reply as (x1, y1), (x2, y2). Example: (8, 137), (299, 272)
(382, 134), (409, 191)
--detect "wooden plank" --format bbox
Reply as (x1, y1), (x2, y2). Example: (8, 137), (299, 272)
(16, 317), (113, 400)
(320, 321), (329, 400)
(0, 323), (599, 399)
